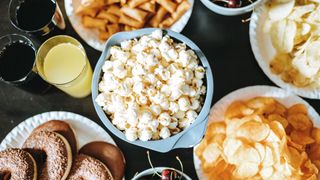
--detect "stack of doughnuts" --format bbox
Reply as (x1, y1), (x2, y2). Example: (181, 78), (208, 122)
(0, 120), (126, 180)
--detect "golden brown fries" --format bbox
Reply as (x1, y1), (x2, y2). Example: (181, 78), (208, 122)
(76, 0), (191, 41)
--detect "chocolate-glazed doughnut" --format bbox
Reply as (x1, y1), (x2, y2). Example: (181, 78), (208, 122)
(0, 148), (37, 180)
(67, 154), (113, 180)
(23, 131), (72, 180)
(31, 120), (77, 157)
(79, 141), (125, 180)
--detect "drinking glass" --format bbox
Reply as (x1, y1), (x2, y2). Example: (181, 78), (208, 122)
(36, 35), (93, 98)
(9, 0), (66, 36)
(0, 34), (51, 93)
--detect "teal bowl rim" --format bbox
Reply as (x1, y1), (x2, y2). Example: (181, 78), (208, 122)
(92, 28), (214, 152)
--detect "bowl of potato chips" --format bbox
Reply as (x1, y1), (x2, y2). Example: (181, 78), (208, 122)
(65, 0), (194, 51)
(250, 0), (320, 99)
(194, 85), (320, 179)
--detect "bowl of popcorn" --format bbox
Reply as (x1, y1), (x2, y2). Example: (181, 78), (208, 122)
(92, 28), (214, 152)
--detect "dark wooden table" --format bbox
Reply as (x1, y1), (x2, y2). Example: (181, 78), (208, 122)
(0, 0), (319, 179)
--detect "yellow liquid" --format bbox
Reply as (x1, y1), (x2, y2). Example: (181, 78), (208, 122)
(43, 43), (92, 98)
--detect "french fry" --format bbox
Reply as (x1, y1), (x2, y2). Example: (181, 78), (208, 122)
(128, 0), (148, 8)
(76, 5), (99, 17)
(99, 31), (110, 41)
(106, 23), (120, 35)
(82, 16), (107, 31)
(172, 1), (190, 19)
(159, 17), (175, 28)
(97, 11), (119, 23)
(155, 0), (177, 14)
(121, 6), (149, 22)
(138, 1), (156, 13)
(106, 5), (121, 16)
(119, 13), (145, 28)
(149, 7), (167, 27)
(124, 25), (137, 31)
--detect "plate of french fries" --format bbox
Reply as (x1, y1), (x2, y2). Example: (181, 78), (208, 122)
(194, 85), (320, 179)
(64, 0), (194, 51)
(249, 0), (320, 99)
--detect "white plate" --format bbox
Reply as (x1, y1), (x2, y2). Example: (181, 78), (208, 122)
(249, 3), (320, 99)
(193, 85), (320, 179)
(64, 0), (194, 51)
(0, 111), (116, 150)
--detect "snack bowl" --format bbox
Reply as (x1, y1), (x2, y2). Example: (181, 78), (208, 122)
(92, 28), (214, 152)
(132, 167), (192, 180)
(200, 0), (263, 16)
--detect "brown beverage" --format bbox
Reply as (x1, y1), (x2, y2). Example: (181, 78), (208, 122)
(0, 40), (50, 93)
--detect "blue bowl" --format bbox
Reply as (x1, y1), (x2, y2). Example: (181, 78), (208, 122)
(92, 28), (214, 152)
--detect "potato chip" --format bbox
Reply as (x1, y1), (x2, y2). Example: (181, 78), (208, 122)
(288, 103), (308, 115)
(311, 128), (320, 144)
(236, 120), (270, 142)
(232, 145), (261, 165)
(288, 4), (316, 20)
(287, 146), (304, 169)
(268, 0), (295, 21)
(202, 143), (222, 164)
(262, 145), (275, 167)
(268, 114), (289, 128)
(225, 101), (254, 119)
(223, 138), (243, 162)
(207, 133), (226, 147)
(254, 143), (266, 162)
(290, 130), (315, 145)
(206, 122), (226, 135)
(259, 166), (274, 179)
(270, 19), (297, 53)
(288, 113), (313, 131)
(309, 144), (320, 160)
(233, 162), (259, 179)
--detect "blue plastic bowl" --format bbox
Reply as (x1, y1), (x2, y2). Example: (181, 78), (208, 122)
(92, 28), (214, 152)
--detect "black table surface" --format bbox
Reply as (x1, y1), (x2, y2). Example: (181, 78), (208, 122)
(0, 0), (319, 179)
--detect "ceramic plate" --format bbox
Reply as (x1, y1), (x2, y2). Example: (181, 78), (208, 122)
(64, 0), (194, 51)
(193, 85), (320, 179)
(0, 111), (116, 150)
(249, 3), (320, 99)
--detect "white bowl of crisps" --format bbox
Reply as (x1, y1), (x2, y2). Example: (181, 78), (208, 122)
(194, 85), (320, 179)
(92, 28), (214, 152)
(200, 0), (263, 16)
(250, 0), (320, 99)
(64, 0), (194, 51)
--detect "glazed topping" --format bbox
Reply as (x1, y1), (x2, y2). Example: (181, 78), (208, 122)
(68, 154), (113, 180)
(0, 148), (36, 180)
(23, 131), (72, 180)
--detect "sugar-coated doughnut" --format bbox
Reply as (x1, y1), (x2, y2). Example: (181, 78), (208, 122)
(0, 148), (37, 180)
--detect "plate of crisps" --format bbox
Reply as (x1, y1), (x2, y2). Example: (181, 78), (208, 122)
(65, 0), (194, 51)
(249, 0), (320, 99)
(194, 85), (320, 179)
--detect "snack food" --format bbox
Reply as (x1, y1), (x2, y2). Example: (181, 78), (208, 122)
(0, 148), (37, 180)
(196, 97), (320, 179)
(67, 154), (113, 180)
(31, 120), (77, 158)
(79, 141), (126, 180)
(23, 131), (73, 180)
(95, 30), (206, 141)
(265, 0), (320, 88)
(76, 0), (191, 41)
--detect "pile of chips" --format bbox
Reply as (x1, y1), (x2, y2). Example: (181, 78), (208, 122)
(264, 0), (320, 87)
(196, 97), (320, 179)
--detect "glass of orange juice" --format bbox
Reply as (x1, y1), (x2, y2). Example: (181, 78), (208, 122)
(36, 35), (92, 98)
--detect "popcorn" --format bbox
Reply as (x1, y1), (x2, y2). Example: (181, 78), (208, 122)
(160, 127), (171, 139)
(96, 30), (206, 141)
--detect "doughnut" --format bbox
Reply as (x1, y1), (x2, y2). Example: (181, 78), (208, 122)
(0, 148), (37, 180)
(67, 154), (113, 180)
(31, 120), (77, 157)
(79, 141), (125, 180)
(23, 131), (72, 180)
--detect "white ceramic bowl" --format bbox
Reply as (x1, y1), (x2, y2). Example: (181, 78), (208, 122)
(200, 0), (263, 16)
(132, 167), (192, 180)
